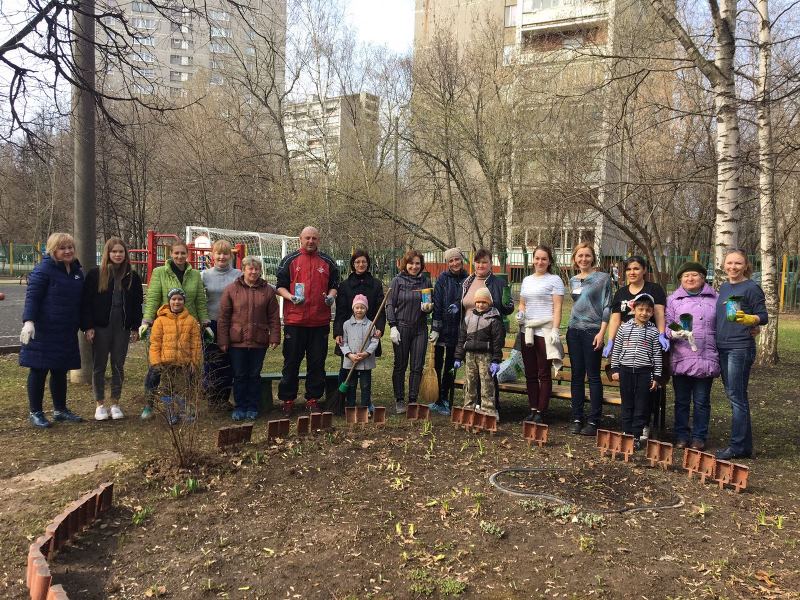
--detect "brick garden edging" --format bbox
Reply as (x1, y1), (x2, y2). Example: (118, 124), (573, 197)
(26, 482), (114, 600)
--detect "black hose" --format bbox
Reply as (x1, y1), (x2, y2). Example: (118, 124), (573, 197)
(488, 467), (685, 514)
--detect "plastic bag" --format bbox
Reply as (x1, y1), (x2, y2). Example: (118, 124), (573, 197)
(496, 348), (524, 383)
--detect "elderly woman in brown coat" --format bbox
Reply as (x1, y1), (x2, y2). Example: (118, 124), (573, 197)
(217, 256), (281, 421)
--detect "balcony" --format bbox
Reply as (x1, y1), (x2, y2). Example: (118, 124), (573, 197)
(520, 0), (608, 31)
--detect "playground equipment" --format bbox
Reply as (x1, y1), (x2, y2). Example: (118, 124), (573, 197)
(129, 227), (300, 284)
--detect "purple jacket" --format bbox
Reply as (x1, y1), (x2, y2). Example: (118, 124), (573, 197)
(666, 284), (720, 378)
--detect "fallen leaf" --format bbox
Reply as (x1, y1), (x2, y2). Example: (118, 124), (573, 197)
(755, 570), (776, 587)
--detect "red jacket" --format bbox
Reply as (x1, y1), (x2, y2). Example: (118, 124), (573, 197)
(217, 276), (281, 348)
(276, 248), (340, 327)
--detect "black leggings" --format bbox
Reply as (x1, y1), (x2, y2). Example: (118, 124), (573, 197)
(28, 368), (68, 413)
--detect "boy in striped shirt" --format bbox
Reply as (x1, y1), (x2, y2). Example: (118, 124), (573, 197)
(610, 294), (662, 449)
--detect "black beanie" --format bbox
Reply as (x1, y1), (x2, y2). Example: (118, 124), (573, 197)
(676, 261), (707, 280)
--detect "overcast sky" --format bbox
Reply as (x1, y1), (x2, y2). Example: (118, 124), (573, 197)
(344, 0), (414, 54)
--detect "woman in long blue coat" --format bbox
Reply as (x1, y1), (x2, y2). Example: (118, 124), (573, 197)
(20, 233), (85, 428)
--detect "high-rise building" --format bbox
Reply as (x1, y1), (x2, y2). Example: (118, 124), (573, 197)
(283, 93), (380, 179)
(98, 0), (286, 101)
(414, 0), (666, 260)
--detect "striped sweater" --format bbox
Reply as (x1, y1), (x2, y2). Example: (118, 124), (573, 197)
(610, 320), (662, 379)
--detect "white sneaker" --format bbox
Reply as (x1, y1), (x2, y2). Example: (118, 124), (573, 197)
(94, 405), (110, 421)
(642, 426), (650, 440)
(110, 404), (124, 420)
(395, 400), (406, 414)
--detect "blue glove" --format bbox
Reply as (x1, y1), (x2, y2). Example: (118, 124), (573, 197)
(658, 333), (670, 352)
(602, 339), (614, 358)
(489, 363), (500, 377)
(447, 303), (460, 315)
(453, 360), (462, 370)
(324, 295), (335, 307)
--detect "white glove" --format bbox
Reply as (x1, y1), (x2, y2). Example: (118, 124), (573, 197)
(671, 330), (690, 341)
(516, 310), (526, 325)
(138, 323), (150, 338)
(548, 329), (560, 345)
(429, 330), (440, 344)
(20, 321), (35, 345)
(420, 302), (433, 313)
(390, 326), (401, 345)
(685, 331), (698, 352)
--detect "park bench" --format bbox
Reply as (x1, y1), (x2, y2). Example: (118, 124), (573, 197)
(260, 370), (340, 411)
(453, 334), (667, 428)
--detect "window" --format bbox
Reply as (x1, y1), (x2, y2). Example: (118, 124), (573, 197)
(504, 5), (518, 27)
(136, 67), (156, 78)
(210, 58), (225, 69)
(210, 40), (229, 53)
(133, 35), (155, 46)
(208, 9), (230, 21)
(131, 2), (156, 13)
(132, 2), (155, 13)
(245, 46), (256, 56)
(170, 54), (193, 65)
(171, 22), (191, 33)
(210, 26), (230, 38)
(132, 17), (157, 29)
(133, 82), (154, 94)
(171, 38), (192, 49)
(522, 0), (568, 10)
(133, 51), (155, 63)
(170, 87), (188, 98)
(503, 44), (516, 65)
(170, 70), (193, 82)
(210, 72), (224, 85)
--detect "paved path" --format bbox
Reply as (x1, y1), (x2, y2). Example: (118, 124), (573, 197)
(0, 283), (26, 346)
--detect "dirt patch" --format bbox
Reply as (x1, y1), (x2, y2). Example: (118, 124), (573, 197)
(37, 421), (800, 599)
(488, 462), (683, 512)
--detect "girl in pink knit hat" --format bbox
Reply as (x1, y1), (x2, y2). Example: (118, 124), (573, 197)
(341, 294), (380, 411)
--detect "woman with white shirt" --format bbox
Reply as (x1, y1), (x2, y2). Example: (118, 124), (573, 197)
(516, 245), (564, 423)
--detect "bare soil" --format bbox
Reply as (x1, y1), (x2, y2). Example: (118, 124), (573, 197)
(1, 318), (800, 599)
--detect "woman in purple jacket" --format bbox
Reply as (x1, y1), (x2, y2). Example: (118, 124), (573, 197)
(665, 262), (719, 450)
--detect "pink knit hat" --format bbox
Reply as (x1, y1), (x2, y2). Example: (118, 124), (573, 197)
(352, 294), (368, 309)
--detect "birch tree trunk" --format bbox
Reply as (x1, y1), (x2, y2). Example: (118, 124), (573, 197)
(648, 0), (742, 283)
(755, 0), (779, 365)
(710, 0), (742, 282)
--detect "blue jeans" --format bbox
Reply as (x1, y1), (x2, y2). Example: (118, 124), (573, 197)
(718, 346), (755, 455)
(566, 327), (603, 424)
(672, 375), (713, 443)
(229, 347), (268, 413)
(339, 367), (372, 407)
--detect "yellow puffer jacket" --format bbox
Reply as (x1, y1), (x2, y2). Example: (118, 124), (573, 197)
(149, 304), (202, 367)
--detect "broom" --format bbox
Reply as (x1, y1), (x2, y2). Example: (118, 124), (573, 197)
(328, 289), (390, 415)
(419, 341), (439, 406)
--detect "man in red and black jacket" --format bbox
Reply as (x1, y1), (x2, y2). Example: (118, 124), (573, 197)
(275, 226), (340, 414)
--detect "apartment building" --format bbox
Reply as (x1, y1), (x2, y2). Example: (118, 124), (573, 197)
(283, 93), (380, 179)
(413, 0), (666, 261)
(98, 0), (285, 100)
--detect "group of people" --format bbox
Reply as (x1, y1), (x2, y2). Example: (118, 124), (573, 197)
(19, 230), (766, 460)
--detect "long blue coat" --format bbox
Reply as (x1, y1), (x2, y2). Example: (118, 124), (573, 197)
(19, 255), (84, 371)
